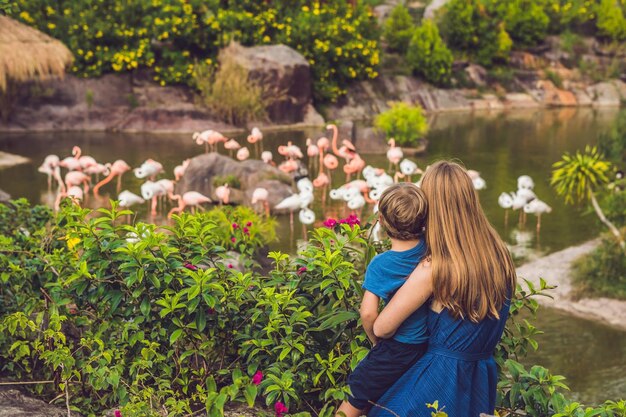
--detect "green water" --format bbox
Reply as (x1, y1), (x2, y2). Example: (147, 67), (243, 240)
(0, 107), (624, 404)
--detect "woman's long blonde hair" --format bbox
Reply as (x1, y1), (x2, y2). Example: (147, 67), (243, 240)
(420, 161), (516, 322)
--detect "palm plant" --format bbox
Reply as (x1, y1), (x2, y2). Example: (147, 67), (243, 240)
(551, 146), (625, 251)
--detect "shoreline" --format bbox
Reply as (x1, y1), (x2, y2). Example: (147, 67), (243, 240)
(516, 239), (626, 332)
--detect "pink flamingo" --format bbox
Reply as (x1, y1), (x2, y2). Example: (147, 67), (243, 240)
(247, 127), (263, 156)
(59, 148), (82, 171)
(134, 159), (163, 181)
(93, 160), (131, 197)
(236, 147), (250, 161)
(54, 185), (83, 211)
(313, 172), (330, 206)
(278, 159), (299, 174)
(38, 154), (60, 190)
(306, 138), (319, 173)
(386, 138), (403, 172)
(215, 184), (231, 205)
(343, 153), (366, 182)
(65, 171), (91, 195)
(174, 159), (190, 181)
(251, 187), (270, 217)
(83, 163), (110, 183)
(224, 139), (241, 158)
(328, 124), (357, 161)
(323, 153), (339, 183)
(71, 146), (98, 170)
(167, 192), (212, 218)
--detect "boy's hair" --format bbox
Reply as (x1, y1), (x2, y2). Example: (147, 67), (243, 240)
(378, 183), (427, 241)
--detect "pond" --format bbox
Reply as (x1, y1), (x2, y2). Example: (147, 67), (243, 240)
(1, 107), (624, 404)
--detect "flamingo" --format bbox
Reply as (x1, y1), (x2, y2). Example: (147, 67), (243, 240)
(327, 124), (356, 161)
(306, 138), (319, 173)
(193, 130), (227, 153)
(247, 127), (263, 156)
(38, 155), (60, 189)
(299, 207), (316, 239)
(215, 184), (231, 205)
(93, 160), (131, 197)
(54, 185), (84, 211)
(167, 192), (212, 218)
(134, 159), (163, 180)
(251, 187), (270, 217)
(174, 159), (190, 181)
(518, 175), (535, 190)
(323, 153), (339, 182)
(59, 153), (82, 172)
(72, 146), (98, 170)
(524, 199), (552, 232)
(65, 171), (91, 194)
(83, 163), (110, 182)
(117, 190), (145, 208)
(275, 190), (313, 227)
(278, 160), (299, 175)
(343, 153), (366, 182)
(467, 169), (487, 190)
(396, 159), (423, 183)
(224, 139), (241, 157)
(141, 180), (168, 216)
(261, 151), (276, 166)
(236, 147), (250, 161)
(312, 172), (330, 189)
(386, 139), (403, 172)
(511, 188), (537, 225)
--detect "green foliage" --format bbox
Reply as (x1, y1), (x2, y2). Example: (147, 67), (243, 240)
(194, 57), (269, 127)
(599, 109), (626, 164)
(439, 0), (512, 67)
(489, 0), (550, 47)
(11, 0), (380, 103)
(383, 4), (414, 53)
(596, 0), (626, 41)
(572, 238), (626, 300)
(551, 146), (612, 204)
(0, 0), (17, 15)
(545, 69), (564, 88)
(374, 102), (429, 146)
(212, 174), (243, 190)
(406, 20), (453, 86)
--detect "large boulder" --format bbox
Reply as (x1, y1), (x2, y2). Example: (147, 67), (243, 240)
(0, 388), (79, 417)
(222, 43), (314, 124)
(176, 153), (294, 211)
(0, 189), (10, 204)
(587, 82), (621, 107)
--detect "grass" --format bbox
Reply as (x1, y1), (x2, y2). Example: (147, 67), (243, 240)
(571, 237), (626, 300)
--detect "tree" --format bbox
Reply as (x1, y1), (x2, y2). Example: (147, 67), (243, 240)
(551, 146), (625, 251)
(383, 4), (414, 53)
(406, 20), (453, 86)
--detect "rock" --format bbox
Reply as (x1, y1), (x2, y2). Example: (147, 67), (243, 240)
(544, 88), (578, 107)
(424, 0), (451, 19)
(0, 388), (79, 417)
(510, 51), (542, 70)
(587, 82), (621, 107)
(0, 189), (10, 203)
(470, 94), (505, 111)
(572, 88), (593, 106)
(300, 104), (325, 127)
(611, 79), (626, 101)
(373, 4), (394, 25)
(464, 64), (488, 87)
(116, 106), (234, 133)
(0, 151), (29, 168)
(504, 93), (540, 109)
(176, 153), (294, 211)
(221, 42), (313, 124)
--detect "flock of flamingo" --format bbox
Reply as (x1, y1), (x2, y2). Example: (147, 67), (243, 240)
(36, 123), (552, 235)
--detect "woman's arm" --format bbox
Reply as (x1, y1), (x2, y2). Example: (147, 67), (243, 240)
(373, 259), (433, 339)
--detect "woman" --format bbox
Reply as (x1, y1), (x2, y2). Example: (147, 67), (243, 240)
(368, 161), (517, 417)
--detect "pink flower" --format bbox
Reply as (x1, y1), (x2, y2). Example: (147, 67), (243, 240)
(323, 218), (337, 228)
(297, 267), (307, 275)
(252, 370), (263, 385)
(114, 411), (122, 417)
(243, 227), (249, 234)
(246, 221), (252, 227)
(208, 307), (216, 314)
(232, 223), (239, 229)
(183, 262), (198, 271)
(231, 237), (236, 243)
(274, 401), (288, 417)
(228, 264), (233, 269)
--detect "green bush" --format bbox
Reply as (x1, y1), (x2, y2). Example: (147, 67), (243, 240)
(599, 109), (626, 164)
(406, 20), (453, 86)
(374, 102), (429, 146)
(596, 0), (626, 41)
(490, 0), (550, 47)
(572, 238), (626, 300)
(383, 4), (414, 53)
(11, 0), (380, 103)
(439, 0), (512, 66)
(1, 200), (625, 416)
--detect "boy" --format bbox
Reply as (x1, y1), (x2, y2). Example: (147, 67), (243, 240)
(336, 183), (429, 417)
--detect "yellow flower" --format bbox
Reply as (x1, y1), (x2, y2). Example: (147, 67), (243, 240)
(302, 5), (309, 12)
(95, 31), (103, 38)
(46, 6), (55, 15)
(263, 35), (271, 43)
(47, 22), (56, 30)
(67, 237), (81, 251)
(19, 11), (34, 23)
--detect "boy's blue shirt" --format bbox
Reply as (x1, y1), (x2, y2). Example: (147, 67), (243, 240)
(362, 239), (429, 344)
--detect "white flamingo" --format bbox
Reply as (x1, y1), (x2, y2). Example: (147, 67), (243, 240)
(524, 199), (552, 232)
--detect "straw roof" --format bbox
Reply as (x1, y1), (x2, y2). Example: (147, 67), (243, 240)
(0, 15), (73, 92)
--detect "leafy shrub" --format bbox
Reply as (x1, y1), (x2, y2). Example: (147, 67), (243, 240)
(490, 0), (550, 47)
(406, 20), (453, 86)
(439, 0), (512, 66)
(572, 238), (626, 300)
(11, 0), (380, 103)
(383, 4), (414, 53)
(545, 69), (564, 88)
(599, 109), (626, 164)
(596, 0), (626, 41)
(194, 56), (269, 126)
(374, 102), (429, 146)
(212, 174), (243, 190)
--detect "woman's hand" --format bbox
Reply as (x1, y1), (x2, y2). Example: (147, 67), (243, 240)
(373, 258), (433, 339)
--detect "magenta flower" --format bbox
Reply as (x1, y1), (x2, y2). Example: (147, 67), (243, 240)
(323, 218), (337, 228)
(114, 411), (122, 417)
(246, 221), (252, 227)
(228, 264), (233, 269)
(274, 401), (288, 417)
(297, 267), (307, 275)
(183, 262), (198, 271)
(252, 370), (263, 385)
(243, 227), (249, 234)
(232, 223), (239, 229)
(231, 237), (236, 243)
(208, 307), (216, 315)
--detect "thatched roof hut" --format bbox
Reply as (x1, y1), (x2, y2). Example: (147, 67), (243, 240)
(0, 15), (73, 92)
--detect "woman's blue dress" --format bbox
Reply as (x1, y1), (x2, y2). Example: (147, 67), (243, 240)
(368, 301), (510, 417)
